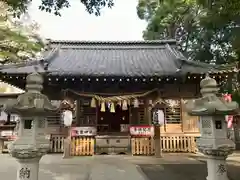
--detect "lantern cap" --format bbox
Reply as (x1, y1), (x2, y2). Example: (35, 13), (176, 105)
(200, 74), (218, 95)
(186, 75), (239, 116)
(25, 71), (44, 92)
(3, 72), (58, 115)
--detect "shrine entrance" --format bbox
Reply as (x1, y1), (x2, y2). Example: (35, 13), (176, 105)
(95, 105), (131, 155)
(97, 105), (130, 133)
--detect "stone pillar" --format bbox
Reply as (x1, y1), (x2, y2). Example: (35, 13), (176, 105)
(16, 157), (41, 180)
(206, 156), (228, 180)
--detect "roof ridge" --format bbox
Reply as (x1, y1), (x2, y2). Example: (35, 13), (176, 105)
(49, 39), (177, 46)
(58, 46), (167, 50)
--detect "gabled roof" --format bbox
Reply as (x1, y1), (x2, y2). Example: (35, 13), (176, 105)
(0, 40), (230, 77)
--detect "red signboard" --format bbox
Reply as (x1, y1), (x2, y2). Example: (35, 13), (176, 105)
(129, 125), (154, 137)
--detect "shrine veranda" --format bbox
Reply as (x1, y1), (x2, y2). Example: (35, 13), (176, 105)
(0, 40), (237, 155)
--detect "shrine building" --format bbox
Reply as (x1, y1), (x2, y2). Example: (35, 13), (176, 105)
(0, 40), (235, 155)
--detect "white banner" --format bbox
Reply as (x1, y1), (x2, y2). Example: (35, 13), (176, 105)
(71, 127), (97, 136)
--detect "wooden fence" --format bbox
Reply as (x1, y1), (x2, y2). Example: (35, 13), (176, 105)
(49, 135), (94, 155)
(71, 137), (94, 156)
(49, 134), (65, 153)
(49, 135), (197, 156)
(131, 135), (197, 155)
(131, 137), (154, 155)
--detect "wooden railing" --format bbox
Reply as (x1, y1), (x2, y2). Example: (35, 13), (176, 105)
(49, 135), (94, 155)
(131, 137), (154, 155)
(71, 137), (94, 156)
(131, 135), (197, 155)
(49, 134), (65, 153)
(161, 136), (196, 152)
(49, 135), (198, 156)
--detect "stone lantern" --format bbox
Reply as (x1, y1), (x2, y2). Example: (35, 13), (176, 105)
(185, 75), (239, 180)
(3, 72), (58, 180)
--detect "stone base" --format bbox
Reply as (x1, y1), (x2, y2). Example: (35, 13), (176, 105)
(235, 142), (240, 150)
(205, 156), (229, 180)
(62, 138), (71, 159)
(16, 158), (40, 180)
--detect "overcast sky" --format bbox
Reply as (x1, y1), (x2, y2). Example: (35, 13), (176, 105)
(28, 0), (147, 41)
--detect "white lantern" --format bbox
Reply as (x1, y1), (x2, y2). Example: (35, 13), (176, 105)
(157, 110), (165, 125)
(62, 110), (73, 127)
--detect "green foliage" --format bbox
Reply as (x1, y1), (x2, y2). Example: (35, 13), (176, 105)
(138, 0), (240, 65)
(2, 0), (114, 17)
(137, 0), (240, 101)
(0, 2), (44, 64)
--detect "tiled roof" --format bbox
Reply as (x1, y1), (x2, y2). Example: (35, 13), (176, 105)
(0, 40), (220, 77)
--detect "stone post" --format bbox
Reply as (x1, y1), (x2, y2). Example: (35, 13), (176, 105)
(3, 72), (58, 180)
(185, 75), (239, 180)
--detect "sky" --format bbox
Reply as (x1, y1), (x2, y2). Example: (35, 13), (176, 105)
(28, 0), (147, 41)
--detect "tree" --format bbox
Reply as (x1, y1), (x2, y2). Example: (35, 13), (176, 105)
(137, 0), (240, 65)
(0, 2), (44, 64)
(138, 0), (240, 148)
(2, 0), (114, 17)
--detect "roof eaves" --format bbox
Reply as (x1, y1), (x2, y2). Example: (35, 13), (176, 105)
(0, 59), (44, 71)
(0, 46), (60, 73)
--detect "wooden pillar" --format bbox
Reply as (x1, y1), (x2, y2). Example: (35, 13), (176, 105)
(95, 100), (99, 129)
(144, 99), (151, 125)
(62, 127), (71, 158)
(76, 99), (81, 126)
(154, 125), (162, 157)
(129, 105), (132, 125)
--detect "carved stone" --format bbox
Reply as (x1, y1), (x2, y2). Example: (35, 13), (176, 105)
(186, 74), (239, 180)
(3, 71), (58, 180)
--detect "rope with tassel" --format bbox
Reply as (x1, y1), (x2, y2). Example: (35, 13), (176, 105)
(64, 88), (158, 112)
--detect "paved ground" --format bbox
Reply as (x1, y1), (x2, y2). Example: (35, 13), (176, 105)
(136, 153), (240, 180)
(1, 153), (240, 180)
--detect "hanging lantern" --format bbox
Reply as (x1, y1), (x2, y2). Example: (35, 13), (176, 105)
(149, 99), (153, 105)
(100, 102), (106, 112)
(122, 100), (128, 111)
(90, 97), (96, 108)
(133, 98), (139, 108)
(110, 102), (115, 113)
(62, 110), (73, 127)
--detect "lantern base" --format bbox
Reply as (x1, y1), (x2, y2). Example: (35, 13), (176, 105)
(205, 155), (229, 180)
(16, 157), (41, 180)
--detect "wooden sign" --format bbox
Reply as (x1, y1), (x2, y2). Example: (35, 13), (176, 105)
(71, 127), (97, 137)
(129, 125), (154, 137)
